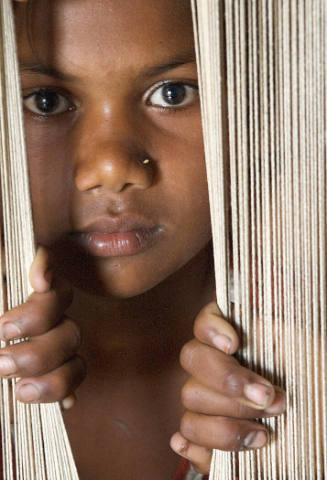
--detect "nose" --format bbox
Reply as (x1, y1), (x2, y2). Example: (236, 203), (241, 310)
(73, 111), (153, 194)
(75, 143), (153, 194)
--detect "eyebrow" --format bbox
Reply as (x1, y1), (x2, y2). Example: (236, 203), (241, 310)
(141, 53), (197, 77)
(20, 62), (76, 81)
(19, 52), (197, 81)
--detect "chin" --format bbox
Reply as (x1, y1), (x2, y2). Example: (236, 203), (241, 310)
(52, 239), (212, 299)
(57, 255), (169, 299)
(95, 262), (175, 298)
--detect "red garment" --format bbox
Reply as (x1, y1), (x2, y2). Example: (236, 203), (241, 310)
(173, 459), (209, 480)
(173, 459), (190, 480)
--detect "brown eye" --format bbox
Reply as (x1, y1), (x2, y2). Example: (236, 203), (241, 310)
(148, 82), (198, 108)
(23, 89), (75, 116)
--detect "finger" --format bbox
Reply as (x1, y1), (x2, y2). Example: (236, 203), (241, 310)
(194, 301), (239, 355)
(0, 317), (81, 377)
(29, 246), (54, 293)
(182, 378), (286, 418)
(15, 356), (86, 403)
(0, 280), (73, 341)
(61, 394), (76, 410)
(180, 411), (268, 451)
(170, 432), (212, 475)
(180, 340), (277, 410)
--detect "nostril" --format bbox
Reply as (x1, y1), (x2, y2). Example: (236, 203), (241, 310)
(74, 151), (154, 193)
(75, 173), (101, 192)
(120, 183), (133, 193)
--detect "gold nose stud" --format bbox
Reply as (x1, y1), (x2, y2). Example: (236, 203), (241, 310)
(142, 158), (150, 165)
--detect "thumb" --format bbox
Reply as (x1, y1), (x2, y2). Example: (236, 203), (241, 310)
(29, 246), (53, 293)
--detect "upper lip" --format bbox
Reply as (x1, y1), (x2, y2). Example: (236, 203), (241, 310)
(76, 214), (159, 234)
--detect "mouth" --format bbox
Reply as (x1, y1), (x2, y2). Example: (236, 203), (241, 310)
(70, 215), (164, 258)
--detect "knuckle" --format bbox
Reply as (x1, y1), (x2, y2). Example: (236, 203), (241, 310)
(179, 340), (198, 372)
(20, 349), (42, 373)
(14, 304), (36, 329)
(213, 417), (243, 450)
(180, 411), (196, 440)
(193, 302), (216, 337)
(234, 402), (250, 418)
(181, 381), (197, 409)
(223, 369), (244, 397)
(193, 308), (207, 334)
(212, 415), (227, 430)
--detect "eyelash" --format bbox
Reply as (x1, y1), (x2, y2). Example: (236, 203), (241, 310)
(22, 81), (199, 119)
(22, 87), (76, 120)
(145, 80), (199, 113)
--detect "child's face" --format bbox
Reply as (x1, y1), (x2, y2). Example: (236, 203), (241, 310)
(16, 0), (211, 297)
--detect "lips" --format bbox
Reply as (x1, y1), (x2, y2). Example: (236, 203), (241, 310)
(71, 214), (163, 257)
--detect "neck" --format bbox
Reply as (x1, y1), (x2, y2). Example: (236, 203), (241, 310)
(63, 245), (214, 479)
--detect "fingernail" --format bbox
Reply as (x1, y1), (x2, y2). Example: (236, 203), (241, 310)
(0, 355), (16, 375)
(212, 334), (232, 354)
(16, 384), (40, 402)
(243, 430), (267, 449)
(2, 322), (22, 340)
(170, 433), (189, 456)
(265, 393), (286, 414)
(61, 396), (75, 410)
(244, 383), (273, 408)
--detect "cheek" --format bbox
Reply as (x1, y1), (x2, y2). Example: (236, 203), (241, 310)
(163, 163), (211, 267)
(25, 120), (72, 243)
(153, 113), (211, 255)
(104, 119), (211, 298)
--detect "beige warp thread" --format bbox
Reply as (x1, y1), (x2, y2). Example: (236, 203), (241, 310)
(2, 0), (326, 478)
(192, 0), (326, 479)
(0, 0), (78, 478)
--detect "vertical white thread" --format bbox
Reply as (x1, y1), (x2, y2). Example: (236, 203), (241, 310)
(0, 1), (79, 478)
(192, 1), (326, 478)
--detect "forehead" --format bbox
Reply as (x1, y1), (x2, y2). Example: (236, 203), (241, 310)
(18, 0), (194, 73)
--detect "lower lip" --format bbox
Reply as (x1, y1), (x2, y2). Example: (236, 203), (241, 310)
(73, 228), (162, 257)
